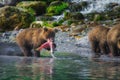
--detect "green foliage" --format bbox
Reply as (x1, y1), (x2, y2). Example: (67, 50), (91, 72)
(42, 21), (61, 28)
(67, 20), (73, 25)
(47, 2), (68, 16)
(58, 19), (64, 24)
(52, 21), (60, 27)
(19, 7), (36, 15)
(93, 14), (102, 21)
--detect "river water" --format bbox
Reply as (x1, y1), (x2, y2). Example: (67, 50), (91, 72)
(1, 53), (120, 80)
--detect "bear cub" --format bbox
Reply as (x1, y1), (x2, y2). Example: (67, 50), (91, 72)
(88, 26), (110, 57)
(107, 24), (120, 56)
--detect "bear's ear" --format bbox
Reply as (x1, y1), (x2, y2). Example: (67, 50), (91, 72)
(53, 28), (59, 33)
(43, 27), (48, 32)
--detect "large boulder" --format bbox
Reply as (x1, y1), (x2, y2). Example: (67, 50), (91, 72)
(17, 1), (47, 16)
(0, 6), (35, 31)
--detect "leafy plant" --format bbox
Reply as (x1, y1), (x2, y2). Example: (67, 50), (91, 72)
(47, 2), (68, 16)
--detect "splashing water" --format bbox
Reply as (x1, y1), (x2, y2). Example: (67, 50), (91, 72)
(53, 0), (120, 21)
(71, 0), (120, 14)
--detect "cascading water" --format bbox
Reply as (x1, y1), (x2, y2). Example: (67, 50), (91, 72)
(54, 0), (120, 20)
(71, 0), (120, 13)
(0, 0), (8, 4)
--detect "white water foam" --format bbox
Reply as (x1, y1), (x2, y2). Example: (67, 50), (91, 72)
(72, 0), (120, 14)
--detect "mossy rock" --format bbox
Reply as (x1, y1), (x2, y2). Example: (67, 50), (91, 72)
(93, 14), (106, 21)
(56, 25), (70, 32)
(80, 1), (89, 8)
(17, 1), (47, 15)
(46, 1), (68, 16)
(69, 2), (82, 12)
(85, 12), (107, 21)
(105, 5), (120, 19)
(69, 1), (88, 12)
(69, 24), (88, 37)
(0, 6), (35, 31)
(64, 12), (84, 20)
(36, 15), (55, 21)
(105, 2), (119, 11)
(30, 20), (60, 28)
(30, 21), (43, 28)
(30, 21), (60, 28)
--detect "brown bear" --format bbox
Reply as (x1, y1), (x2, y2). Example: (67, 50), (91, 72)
(88, 26), (110, 57)
(107, 24), (120, 56)
(16, 27), (57, 57)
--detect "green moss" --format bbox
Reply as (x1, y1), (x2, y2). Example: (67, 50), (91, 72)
(17, 1), (47, 15)
(46, 2), (68, 16)
(18, 7), (36, 16)
(64, 12), (84, 20)
(0, 6), (35, 31)
(58, 19), (64, 24)
(67, 20), (73, 25)
(52, 21), (60, 27)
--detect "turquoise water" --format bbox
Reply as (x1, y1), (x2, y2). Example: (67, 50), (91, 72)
(0, 53), (120, 80)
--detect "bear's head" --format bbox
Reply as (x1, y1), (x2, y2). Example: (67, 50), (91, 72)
(41, 27), (57, 41)
(40, 27), (58, 51)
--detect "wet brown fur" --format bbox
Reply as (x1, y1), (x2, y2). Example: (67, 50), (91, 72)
(107, 24), (120, 56)
(16, 28), (56, 57)
(88, 26), (110, 56)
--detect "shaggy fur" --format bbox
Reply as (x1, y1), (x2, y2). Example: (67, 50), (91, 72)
(16, 28), (56, 57)
(88, 26), (110, 56)
(107, 24), (120, 56)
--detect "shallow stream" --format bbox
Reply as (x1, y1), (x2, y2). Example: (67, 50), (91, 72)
(1, 52), (120, 80)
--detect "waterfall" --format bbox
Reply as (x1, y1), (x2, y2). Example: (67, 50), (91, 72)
(0, 0), (7, 4)
(54, 0), (120, 21)
(71, 0), (120, 14)
(53, 0), (120, 21)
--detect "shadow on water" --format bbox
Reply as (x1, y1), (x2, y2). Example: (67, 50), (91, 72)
(1, 53), (120, 80)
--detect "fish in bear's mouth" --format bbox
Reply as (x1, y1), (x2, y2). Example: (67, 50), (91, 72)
(36, 38), (56, 58)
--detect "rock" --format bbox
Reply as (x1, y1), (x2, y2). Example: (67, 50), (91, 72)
(56, 25), (70, 32)
(69, 1), (88, 12)
(64, 12), (84, 20)
(30, 21), (43, 28)
(17, 1), (47, 16)
(105, 2), (119, 11)
(0, 3), (4, 7)
(36, 15), (55, 21)
(49, 1), (63, 6)
(69, 24), (88, 37)
(69, 2), (82, 12)
(0, 42), (22, 56)
(0, 6), (35, 31)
